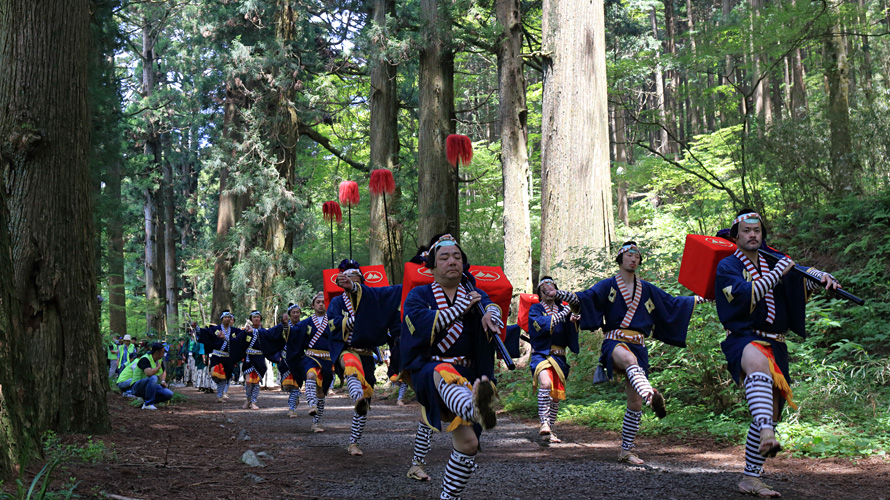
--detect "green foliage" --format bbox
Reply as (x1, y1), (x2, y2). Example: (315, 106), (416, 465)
(0, 460), (77, 500)
(42, 432), (111, 465)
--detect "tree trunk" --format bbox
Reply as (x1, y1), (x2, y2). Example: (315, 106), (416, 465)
(540, 0), (614, 288)
(751, 0), (772, 129)
(823, 4), (861, 194)
(0, 0), (109, 459)
(662, 0), (680, 153)
(142, 20), (165, 334)
(211, 84), (246, 319)
(650, 8), (670, 155)
(614, 105), (630, 226)
(790, 48), (808, 118)
(369, 0), (403, 283)
(107, 160), (127, 338)
(417, 0), (458, 244)
(497, 0), (533, 300)
(163, 159), (178, 338)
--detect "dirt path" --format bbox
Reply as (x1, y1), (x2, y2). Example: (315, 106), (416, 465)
(46, 386), (888, 499)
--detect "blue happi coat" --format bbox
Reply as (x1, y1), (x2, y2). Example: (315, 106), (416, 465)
(401, 282), (498, 431)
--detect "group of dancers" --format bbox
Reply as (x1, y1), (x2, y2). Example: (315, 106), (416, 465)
(190, 208), (843, 499)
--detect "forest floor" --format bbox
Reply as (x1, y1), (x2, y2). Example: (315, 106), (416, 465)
(28, 384), (890, 500)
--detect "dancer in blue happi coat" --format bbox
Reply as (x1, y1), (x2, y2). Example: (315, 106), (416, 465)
(240, 310), (270, 409)
(716, 210), (842, 498)
(551, 242), (707, 464)
(401, 234), (502, 500)
(528, 276), (579, 442)
(196, 310), (250, 403)
(252, 304), (304, 417)
(291, 292), (335, 433)
(328, 259), (403, 456)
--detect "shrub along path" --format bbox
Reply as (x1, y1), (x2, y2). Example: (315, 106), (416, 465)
(33, 385), (889, 499)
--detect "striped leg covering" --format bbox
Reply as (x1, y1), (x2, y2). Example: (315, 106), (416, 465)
(288, 388), (301, 411)
(398, 382), (408, 400)
(440, 448), (477, 500)
(548, 399), (560, 427)
(349, 413), (367, 444)
(621, 408), (643, 450)
(412, 421), (432, 466)
(216, 381), (228, 399)
(437, 378), (474, 422)
(537, 388), (551, 425)
(625, 365), (654, 403)
(744, 372), (774, 432)
(313, 398), (326, 424)
(744, 422), (766, 477)
(346, 375), (364, 402)
(244, 383), (252, 400)
(304, 379), (318, 408)
(250, 384), (260, 403)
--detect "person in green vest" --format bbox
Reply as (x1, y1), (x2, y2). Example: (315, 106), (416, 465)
(114, 334), (138, 375)
(107, 337), (120, 379)
(117, 342), (173, 410)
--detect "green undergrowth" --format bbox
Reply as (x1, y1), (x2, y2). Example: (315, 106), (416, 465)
(500, 193), (890, 459)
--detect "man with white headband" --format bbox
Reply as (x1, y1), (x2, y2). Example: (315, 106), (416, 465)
(240, 310), (269, 410)
(716, 209), (841, 498)
(551, 241), (707, 465)
(401, 233), (502, 500)
(328, 259), (403, 456)
(197, 310), (249, 403)
(529, 276), (579, 442)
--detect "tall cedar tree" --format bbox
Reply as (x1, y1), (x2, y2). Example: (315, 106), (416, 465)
(0, 0), (110, 475)
(539, 0), (614, 286)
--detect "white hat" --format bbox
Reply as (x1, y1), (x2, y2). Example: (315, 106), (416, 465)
(123, 334), (132, 341)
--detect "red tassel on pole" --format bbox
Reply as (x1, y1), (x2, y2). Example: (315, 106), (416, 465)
(338, 180), (360, 207)
(322, 201), (342, 223)
(446, 134), (473, 167)
(369, 169), (396, 196)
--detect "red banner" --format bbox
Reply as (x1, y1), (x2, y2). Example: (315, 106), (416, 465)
(322, 265), (390, 308)
(678, 234), (736, 300)
(401, 262), (512, 331)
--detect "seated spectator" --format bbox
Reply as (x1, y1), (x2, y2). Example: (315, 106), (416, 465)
(128, 342), (174, 410)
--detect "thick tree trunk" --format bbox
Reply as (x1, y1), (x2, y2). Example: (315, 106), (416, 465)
(497, 0), (533, 299)
(417, 0), (458, 244)
(540, 0), (614, 288)
(0, 0), (109, 461)
(369, 0), (403, 283)
(107, 160), (127, 338)
(823, 7), (861, 194)
(662, 0), (680, 153)
(211, 85), (246, 319)
(751, 0), (772, 129)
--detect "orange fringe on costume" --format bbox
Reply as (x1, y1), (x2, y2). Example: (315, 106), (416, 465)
(245, 371), (260, 385)
(211, 363), (227, 382)
(281, 374), (298, 391)
(752, 341), (797, 410)
(342, 352), (373, 398)
(307, 367), (323, 387)
(435, 363), (473, 432)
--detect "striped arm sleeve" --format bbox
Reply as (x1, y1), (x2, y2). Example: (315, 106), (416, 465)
(554, 290), (580, 307)
(485, 304), (504, 328)
(433, 296), (472, 333)
(344, 315), (355, 332)
(694, 295), (712, 305)
(752, 257), (792, 303)
(804, 268), (835, 291)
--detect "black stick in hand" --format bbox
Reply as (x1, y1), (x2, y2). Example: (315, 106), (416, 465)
(461, 272), (516, 370)
(758, 248), (864, 305)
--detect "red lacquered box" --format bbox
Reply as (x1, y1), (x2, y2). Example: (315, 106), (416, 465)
(678, 234), (736, 300)
(401, 262), (512, 332)
(322, 265), (390, 307)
